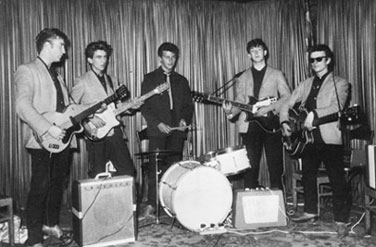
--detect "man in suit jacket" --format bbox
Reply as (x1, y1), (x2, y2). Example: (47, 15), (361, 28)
(71, 40), (137, 178)
(15, 28), (73, 247)
(223, 38), (291, 190)
(140, 42), (194, 217)
(279, 44), (351, 236)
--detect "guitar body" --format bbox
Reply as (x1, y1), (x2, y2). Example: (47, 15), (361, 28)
(84, 103), (120, 140)
(84, 83), (169, 140)
(245, 112), (280, 133)
(37, 104), (84, 153)
(191, 91), (280, 133)
(284, 105), (360, 157)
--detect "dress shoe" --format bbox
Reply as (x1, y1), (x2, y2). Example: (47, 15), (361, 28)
(336, 222), (349, 237)
(42, 224), (63, 238)
(139, 204), (155, 220)
(290, 212), (318, 223)
(27, 243), (44, 247)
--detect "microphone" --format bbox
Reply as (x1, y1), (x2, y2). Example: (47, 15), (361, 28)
(234, 70), (245, 78)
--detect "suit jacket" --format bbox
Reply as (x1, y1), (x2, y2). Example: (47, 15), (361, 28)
(141, 67), (194, 137)
(230, 66), (291, 133)
(71, 70), (117, 105)
(279, 72), (349, 145)
(15, 58), (76, 149)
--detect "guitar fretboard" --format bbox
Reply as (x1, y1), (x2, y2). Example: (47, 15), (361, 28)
(205, 95), (254, 112)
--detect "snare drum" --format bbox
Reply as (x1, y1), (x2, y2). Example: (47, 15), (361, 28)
(203, 146), (251, 176)
(159, 161), (232, 232)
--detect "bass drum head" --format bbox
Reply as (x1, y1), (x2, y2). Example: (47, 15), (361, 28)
(159, 161), (233, 232)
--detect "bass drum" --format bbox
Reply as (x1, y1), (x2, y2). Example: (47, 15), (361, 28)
(159, 161), (232, 232)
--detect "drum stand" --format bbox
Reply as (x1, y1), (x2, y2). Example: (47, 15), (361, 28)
(136, 149), (179, 225)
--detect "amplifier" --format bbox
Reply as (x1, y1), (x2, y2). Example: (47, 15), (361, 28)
(233, 189), (287, 229)
(368, 145), (376, 189)
(72, 175), (136, 247)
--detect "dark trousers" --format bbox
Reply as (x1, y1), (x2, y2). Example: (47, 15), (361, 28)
(26, 148), (71, 245)
(146, 133), (185, 206)
(241, 122), (284, 189)
(86, 127), (135, 178)
(301, 143), (351, 222)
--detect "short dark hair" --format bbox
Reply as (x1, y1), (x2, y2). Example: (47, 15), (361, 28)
(308, 44), (335, 72)
(157, 42), (179, 58)
(85, 40), (113, 59)
(246, 38), (269, 60)
(35, 28), (70, 54)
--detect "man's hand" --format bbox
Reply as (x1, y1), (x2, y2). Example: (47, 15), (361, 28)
(222, 101), (233, 115)
(179, 119), (187, 127)
(131, 99), (144, 109)
(281, 122), (292, 137)
(158, 122), (171, 134)
(254, 105), (273, 117)
(89, 115), (106, 128)
(48, 125), (66, 140)
(304, 111), (314, 131)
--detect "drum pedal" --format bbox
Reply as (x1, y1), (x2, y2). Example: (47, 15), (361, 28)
(199, 223), (227, 235)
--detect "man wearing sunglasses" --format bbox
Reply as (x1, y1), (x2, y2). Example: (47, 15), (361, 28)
(279, 44), (351, 237)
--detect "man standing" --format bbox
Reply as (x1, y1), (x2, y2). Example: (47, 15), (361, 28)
(140, 42), (194, 217)
(15, 28), (73, 247)
(223, 38), (291, 190)
(279, 44), (351, 236)
(71, 40), (137, 178)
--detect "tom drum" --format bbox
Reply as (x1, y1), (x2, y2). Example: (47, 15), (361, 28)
(203, 146), (251, 176)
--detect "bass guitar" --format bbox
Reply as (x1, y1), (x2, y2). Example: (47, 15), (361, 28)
(191, 91), (279, 133)
(36, 85), (128, 153)
(85, 83), (169, 140)
(283, 105), (361, 157)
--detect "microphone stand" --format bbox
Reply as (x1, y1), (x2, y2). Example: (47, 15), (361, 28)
(210, 70), (245, 96)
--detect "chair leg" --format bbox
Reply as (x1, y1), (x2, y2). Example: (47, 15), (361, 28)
(365, 193), (371, 234)
(292, 179), (298, 210)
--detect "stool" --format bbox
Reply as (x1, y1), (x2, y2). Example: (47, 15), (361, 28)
(291, 159), (333, 216)
(0, 197), (14, 246)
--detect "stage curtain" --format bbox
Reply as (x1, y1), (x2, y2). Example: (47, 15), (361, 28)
(316, 0), (376, 147)
(0, 0), (307, 206)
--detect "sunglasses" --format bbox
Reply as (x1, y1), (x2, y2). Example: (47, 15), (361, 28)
(309, 56), (326, 63)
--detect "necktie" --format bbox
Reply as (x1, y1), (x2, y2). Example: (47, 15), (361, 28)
(165, 72), (173, 110)
(49, 68), (65, 113)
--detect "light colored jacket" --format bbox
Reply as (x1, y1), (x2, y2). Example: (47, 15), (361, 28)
(15, 58), (76, 149)
(230, 66), (291, 133)
(279, 72), (349, 145)
(71, 70), (117, 105)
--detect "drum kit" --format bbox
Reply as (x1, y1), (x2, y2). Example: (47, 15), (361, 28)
(136, 145), (251, 232)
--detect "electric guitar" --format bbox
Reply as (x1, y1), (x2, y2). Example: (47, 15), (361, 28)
(191, 91), (279, 132)
(283, 105), (361, 157)
(35, 85), (128, 153)
(85, 83), (169, 140)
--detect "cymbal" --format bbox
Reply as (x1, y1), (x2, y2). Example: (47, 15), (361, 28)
(135, 150), (181, 157)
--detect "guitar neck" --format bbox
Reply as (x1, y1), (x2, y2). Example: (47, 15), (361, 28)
(313, 112), (339, 127)
(205, 95), (254, 113)
(114, 91), (157, 116)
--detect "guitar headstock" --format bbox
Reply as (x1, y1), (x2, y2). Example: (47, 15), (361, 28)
(115, 85), (129, 100)
(155, 83), (169, 94)
(341, 105), (362, 125)
(191, 91), (209, 103)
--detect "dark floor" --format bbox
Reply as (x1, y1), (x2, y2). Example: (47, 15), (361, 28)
(2, 193), (376, 247)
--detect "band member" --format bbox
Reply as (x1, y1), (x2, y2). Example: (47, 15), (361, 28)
(15, 28), (73, 247)
(223, 38), (291, 190)
(140, 42), (194, 217)
(279, 44), (351, 236)
(71, 40), (139, 178)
